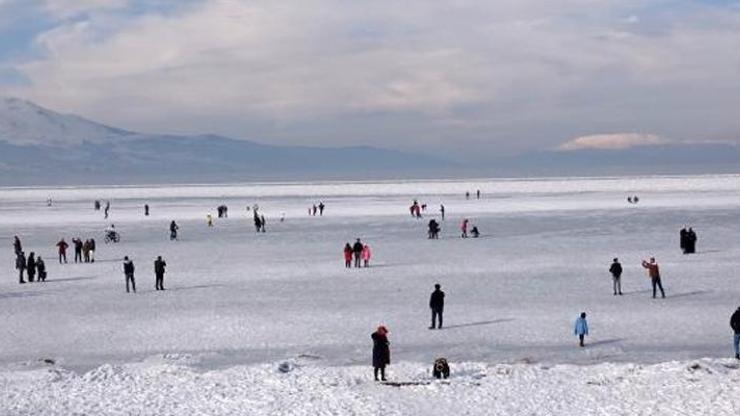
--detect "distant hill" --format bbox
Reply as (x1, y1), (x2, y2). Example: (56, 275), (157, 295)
(0, 98), (450, 185)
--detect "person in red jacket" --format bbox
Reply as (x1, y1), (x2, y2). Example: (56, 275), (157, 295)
(641, 257), (665, 299)
(343, 243), (352, 268)
(56, 238), (69, 264)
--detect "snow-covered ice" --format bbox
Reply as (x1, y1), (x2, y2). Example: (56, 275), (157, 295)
(1, 175), (740, 414)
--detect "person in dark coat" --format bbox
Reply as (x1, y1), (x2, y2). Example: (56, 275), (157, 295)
(731, 307), (740, 360)
(609, 258), (623, 295)
(56, 238), (68, 263)
(123, 256), (136, 293)
(428, 219), (440, 239)
(440, 204), (445, 221)
(16, 251), (26, 284)
(429, 284), (445, 329)
(679, 227), (688, 254)
(371, 326), (390, 381)
(318, 202), (325, 216)
(343, 243), (353, 268)
(36, 256), (47, 282)
(26, 252), (36, 283)
(13, 236), (22, 256)
(260, 215), (266, 232)
(686, 228), (697, 254)
(254, 212), (262, 232)
(72, 238), (83, 263)
(170, 221), (179, 241)
(144, 204), (150, 216)
(471, 226), (480, 238)
(154, 256), (167, 290)
(352, 239), (363, 268)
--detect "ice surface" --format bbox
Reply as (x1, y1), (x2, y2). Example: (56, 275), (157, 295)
(1, 175), (740, 414)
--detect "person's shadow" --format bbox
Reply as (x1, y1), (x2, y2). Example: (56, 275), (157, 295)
(442, 318), (514, 330)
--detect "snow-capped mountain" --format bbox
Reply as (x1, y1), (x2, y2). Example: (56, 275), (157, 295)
(0, 97), (132, 147)
(0, 97), (449, 185)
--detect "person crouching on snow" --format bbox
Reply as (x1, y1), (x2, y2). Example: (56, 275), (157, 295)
(361, 244), (371, 267)
(371, 326), (390, 381)
(574, 312), (589, 347)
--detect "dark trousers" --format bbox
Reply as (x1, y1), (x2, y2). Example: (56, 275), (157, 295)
(431, 309), (443, 329)
(59, 252), (67, 263)
(27, 271), (35, 283)
(155, 273), (164, 290)
(579, 334), (585, 347)
(652, 277), (665, 298)
(75, 250), (82, 263)
(374, 366), (386, 381)
(345, 259), (351, 268)
(354, 254), (361, 268)
(126, 273), (136, 293)
(18, 269), (25, 283)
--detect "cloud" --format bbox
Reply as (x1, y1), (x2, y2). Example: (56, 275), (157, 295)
(40, 0), (128, 18)
(558, 133), (669, 151)
(2, 0), (740, 159)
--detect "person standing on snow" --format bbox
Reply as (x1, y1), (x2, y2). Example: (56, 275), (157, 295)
(574, 312), (589, 347)
(123, 256), (136, 293)
(318, 202), (325, 216)
(361, 244), (372, 267)
(680, 227), (688, 254)
(207, 214), (214, 227)
(686, 228), (697, 254)
(16, 251), (27, 284)
(13, 236), (22, 256)
(89, 238), (96, 262)
(731, 307), (740, 360)
(429, 284), (445, 329)
(343, 243), (353, 268)
(72, 238), (83, 263)
(609, 258), (623, 296)
(26, 252), (36, 283)
(440, 204), (445, 221)
(56, 238), (69, 264)
(36, 256), (47, 282)
(460, 219), (469, 238)
(352, 239), (364, 268)
(641, 257), (665, 299)
(144, 204), (150, 216)
(154, 256), (167, 291)
(170, 221), (179, 240)
(371, 326), (390, 381)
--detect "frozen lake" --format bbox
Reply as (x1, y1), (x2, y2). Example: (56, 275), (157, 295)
(2, 175), (740, 372)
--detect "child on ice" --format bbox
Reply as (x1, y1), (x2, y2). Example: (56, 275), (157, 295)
(574, 312), (589, 347)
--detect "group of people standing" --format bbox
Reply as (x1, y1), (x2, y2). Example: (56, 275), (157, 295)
(607, 257), (665, 298)
(343, 239), (371, 268)
(679, 227), (698, 254)
(122, 255), (167, 293)
(309, 202), (325, 216)
(13, 236), (46, 284)
(71, 237), (96, 263)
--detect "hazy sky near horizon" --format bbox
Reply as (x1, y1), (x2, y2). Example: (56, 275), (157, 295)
(1, 0), (740, 159)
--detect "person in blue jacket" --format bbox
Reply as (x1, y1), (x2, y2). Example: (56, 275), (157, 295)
(574, 312), (589, 347)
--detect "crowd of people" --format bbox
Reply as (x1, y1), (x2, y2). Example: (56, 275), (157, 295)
(8, 191), (740, 385)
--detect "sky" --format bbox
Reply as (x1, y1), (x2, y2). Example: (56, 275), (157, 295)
(1, 0), (739, 160)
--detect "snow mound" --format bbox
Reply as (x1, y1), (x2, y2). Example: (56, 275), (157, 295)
(1, 359), (738, 415)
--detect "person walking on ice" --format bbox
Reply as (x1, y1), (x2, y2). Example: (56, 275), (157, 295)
(371, 326), (390, 381)
(731, 307), (740, 360)
(641, 257), (665, 298)
(429, 284), (445, 329)
(574, 312), (589, 347)
(123, 256), (136, 293)
(609, 258), (623, 295)
(170, 221), (179, 240)
(154, 256), (167, 290)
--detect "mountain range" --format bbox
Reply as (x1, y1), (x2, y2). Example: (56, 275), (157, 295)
(0, 97), (738, 185)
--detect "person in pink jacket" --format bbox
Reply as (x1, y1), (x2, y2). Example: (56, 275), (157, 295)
(361, 244), (372, 267)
